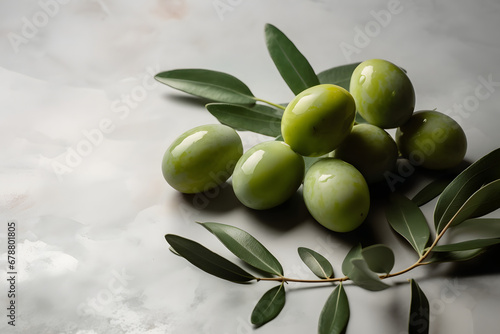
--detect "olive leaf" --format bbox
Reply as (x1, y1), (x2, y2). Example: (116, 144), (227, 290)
(317, 62), (361, 91)
(431, 238), (500, 252)
(251, 283), (286, 327)
(155, 68), (256, 104)
(265, 23), (320, 95)
(386, 193), (430, 256)
(206, 103), (282, 137)
(439, 179), (500, 233)
(318, 283), (350, 334)
(411, 177), (453, 207)
(298, 247), (334, 279)
(361, 244), (395, 274)
(341, 244), (389, 291)
(435, 148), (500, 232)
(165, 234), (255, 283)
(409, 279), (429, 334)
(200, 222), (284, 276)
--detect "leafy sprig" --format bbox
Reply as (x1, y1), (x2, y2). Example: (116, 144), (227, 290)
(157, 23), (500, 333)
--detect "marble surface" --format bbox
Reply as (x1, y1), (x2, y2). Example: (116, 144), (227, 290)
(1, 0), (500, 333)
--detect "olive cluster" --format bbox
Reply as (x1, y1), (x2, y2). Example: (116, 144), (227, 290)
(161, 59), (467, 233)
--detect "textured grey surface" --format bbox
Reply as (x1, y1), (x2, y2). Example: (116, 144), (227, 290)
(1, 0), (500, 333)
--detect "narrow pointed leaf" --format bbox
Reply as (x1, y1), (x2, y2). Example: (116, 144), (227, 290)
(265, 24), (319, 95)
(200, 222), (284, 276)
(435, 148), (500, 231)
(440, 179), (500, 233)
(206, 103), (281, 137)
(386, 193), (430, 256)
(155, 69), (256, 104)
(348, 259), (390, 291)
(451, 218), (500, 238)
(250, 284), (286, 327)
(361, 244), (395, 274)
(165, 234), (255, 283)
(426, 248), (486, 263)
(317, 62), (361, 91)
(409, 279), (429, 334)
(318, 283), (349, 334)
(298, 247), (334, 279)
(341, 244), (362, 276)
(411, 177), (453, 207)
(431, 238), (500, 252)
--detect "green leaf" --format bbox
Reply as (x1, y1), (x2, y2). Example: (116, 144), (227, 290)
(361, 244), (395, 274)
(265, 24), (320, 95)
(165, 234), (255, 283)
(250, 283), (286, 327)
(155, 69), (256, 104)
(318, 283), (350, 334)
(348, 259), (390, 291)
(451, 218), (500, 238)
(200, 222), (284, 276)
(426, 248), (486, 263)
(442, 179), (500, 232)
(435, 148), (500, 232)
(411, 177), (453, 207)
(317, 62), (361, 91)
(206, 103), (281, 137)
(386, 193), (431, 256)
(298, 247), (334, 279)
(409, 279), (429, 334)
(431, 238), (500, 252)
(341, 244), (362, 276)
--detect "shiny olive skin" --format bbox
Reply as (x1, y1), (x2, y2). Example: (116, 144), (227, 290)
(303, 158), (370, 232)
(162, 124), (243, 193)
(232, 141), (305, 210)
(333, 123), (398, 183)
(396, 110), (467, 170)
(281, 84), (356, 157)
(350, 59), (415, 129)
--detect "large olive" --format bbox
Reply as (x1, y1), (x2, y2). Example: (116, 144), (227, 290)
(303, 158), (370, 232)
(232, 141), (305, 210)
(162, 124), (243, 193)
(281, 84), (356, 157)
(350, 59), (415, 129)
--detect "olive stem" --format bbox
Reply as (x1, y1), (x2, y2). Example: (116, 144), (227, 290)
(254, 97), (286, 110)
(255, 208), (462, 284)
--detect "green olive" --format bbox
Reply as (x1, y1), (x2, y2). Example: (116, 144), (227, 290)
(396, 110), (467, 170)
(333, 123), (398, 183)
(232, 141), (305, 210)
(281, 84), (356, 157)
(303, 158), (370, 232)
(350, 59), (415, 128)
(162, 124), (243, 193)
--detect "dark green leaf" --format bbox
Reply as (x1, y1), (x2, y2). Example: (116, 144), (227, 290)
(206, 103), (281, 137)
(386, 193), (430, 256)
(411, 177), (453, 207)
(304, 156), (323, 174)
(155, 69), (256, 104)
(318, 283), (349, 334)
(426, 248), (486, 263)
(165, 234), (255, 283)
(354, 112), (368, 124)
(265, 24), (320, 95)
(451, 218), (500, 239)
(317, 62), (361, 91)
(200, 222), (284, 276)
(341, 244), (362, 276)
(444, 179), (500, 232)
(348, 259), (390, 291)
(435, 148), (500, 232)
(361, 244), (395, 274)
(298, 247), (334, 279)
(251, 284), (286, 327)
(409, 279), (429, 334)
(431, 238), (500, 252)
